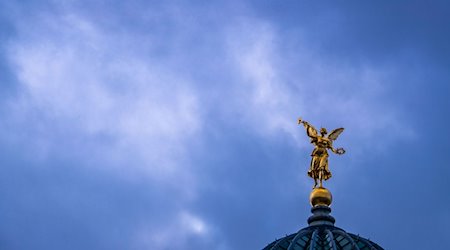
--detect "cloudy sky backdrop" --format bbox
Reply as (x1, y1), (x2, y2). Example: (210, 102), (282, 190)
(0, 1), (449, 249)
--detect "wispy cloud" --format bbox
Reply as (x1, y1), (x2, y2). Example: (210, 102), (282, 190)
(133, 210), (214, 249)
(7, 10), (202, 179)
(224, 17), (414, 151)
(1, 2), (419, 249)
(5, 2), (413, 177)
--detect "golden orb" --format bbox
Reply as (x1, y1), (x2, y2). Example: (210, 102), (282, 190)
(310, 187), (332, 207)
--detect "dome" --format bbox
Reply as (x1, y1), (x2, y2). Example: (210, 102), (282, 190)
(263, 205), (384, 250)
(263, 226), (383, 250)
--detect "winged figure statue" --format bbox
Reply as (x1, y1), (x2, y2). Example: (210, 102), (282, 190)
(298, 118), (345, 188)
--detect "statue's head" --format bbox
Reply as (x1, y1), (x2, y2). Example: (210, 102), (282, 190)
(320, 128), (327, 135)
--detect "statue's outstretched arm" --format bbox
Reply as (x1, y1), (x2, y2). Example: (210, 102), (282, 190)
(330, 146), (345, 155)
(298, 118), (318, 138)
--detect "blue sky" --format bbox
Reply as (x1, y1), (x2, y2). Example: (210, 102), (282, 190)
(0, 1), (449, 249)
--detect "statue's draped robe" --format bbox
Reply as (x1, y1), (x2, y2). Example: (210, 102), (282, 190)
(308, 137), (332, 181)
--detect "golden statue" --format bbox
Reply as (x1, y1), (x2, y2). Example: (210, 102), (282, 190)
(298, 118), (345, 189)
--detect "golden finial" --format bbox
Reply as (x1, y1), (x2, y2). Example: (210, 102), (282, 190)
(298, 118), (345, 207)
(310, 187), (332, 207)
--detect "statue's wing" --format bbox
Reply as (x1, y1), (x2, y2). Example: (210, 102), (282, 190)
(328, 128), (344, 141)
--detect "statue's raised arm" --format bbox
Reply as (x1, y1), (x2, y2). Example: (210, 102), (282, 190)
(298, 118), (318, 140)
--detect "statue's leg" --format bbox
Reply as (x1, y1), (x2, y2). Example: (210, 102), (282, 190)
(318, 171), (322, 187)
(319, 156), (330, 180)
(310, 158), (316, 177)
(319, 157), (326, 171)
(311, 157), (318, 188)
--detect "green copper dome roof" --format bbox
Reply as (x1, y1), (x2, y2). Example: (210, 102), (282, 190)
(263, 206), (384, 250)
